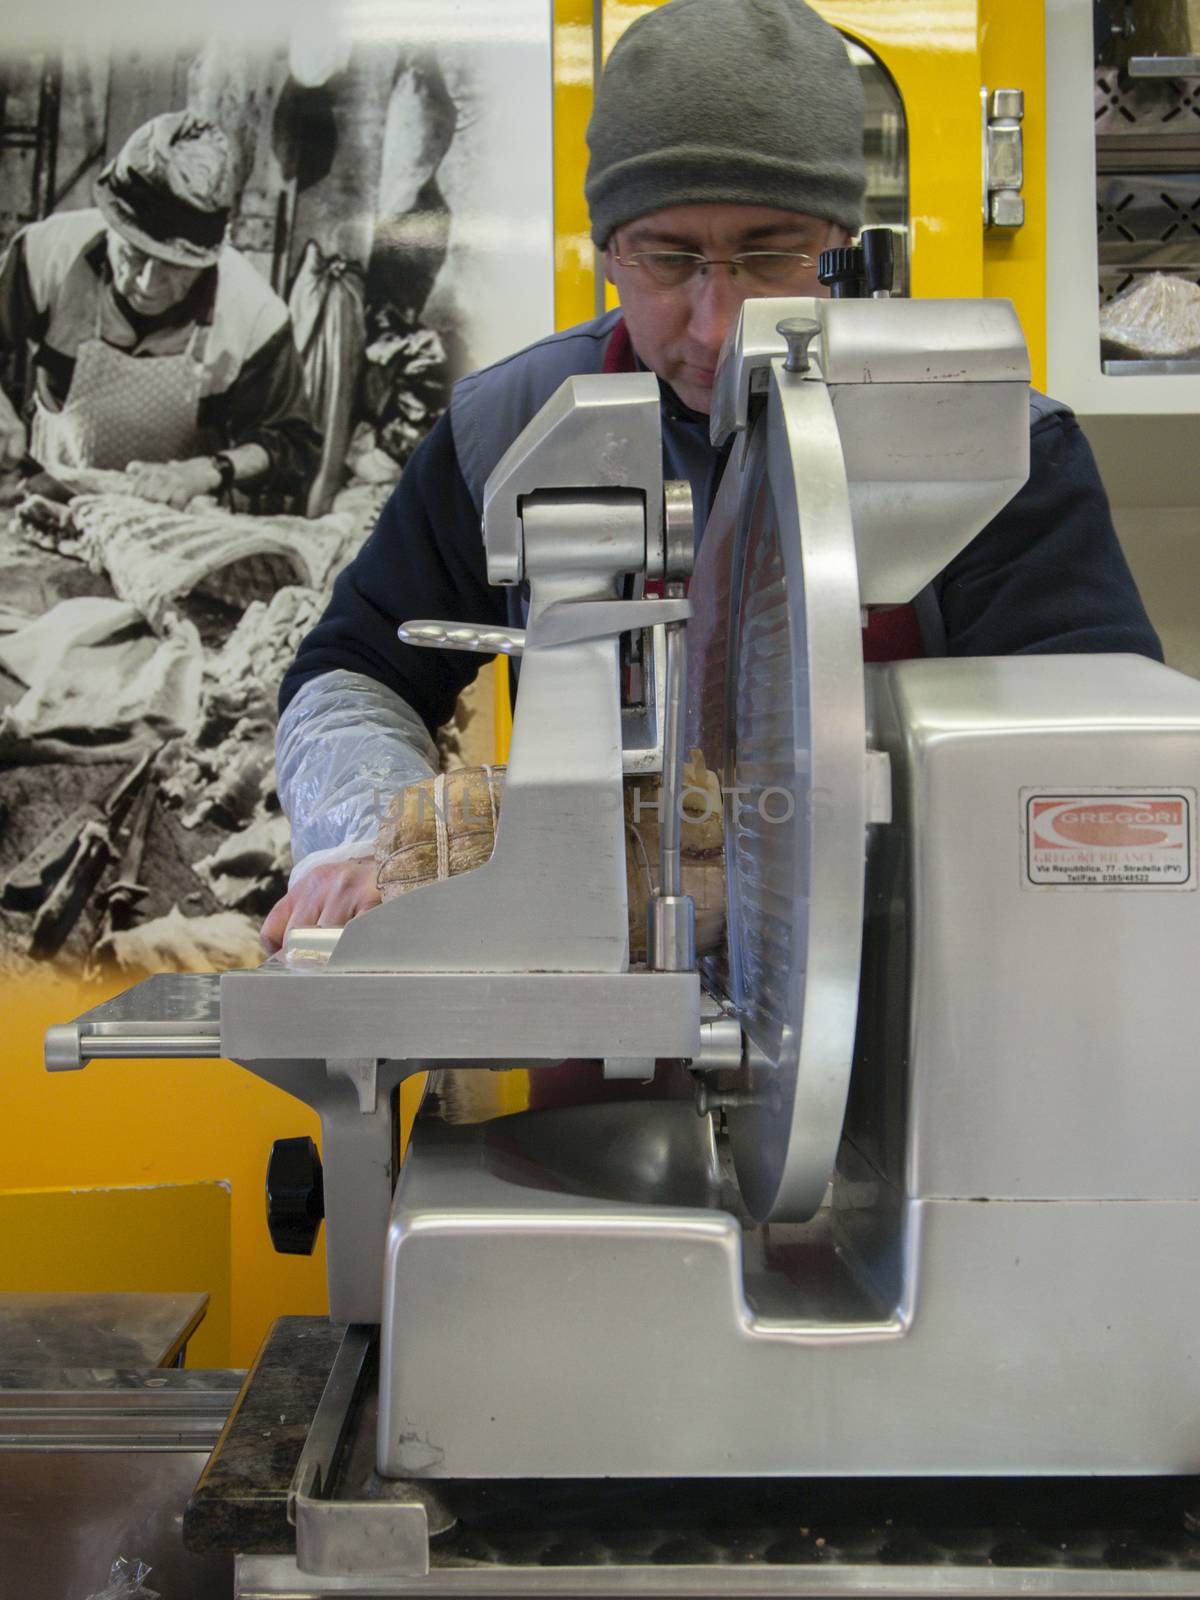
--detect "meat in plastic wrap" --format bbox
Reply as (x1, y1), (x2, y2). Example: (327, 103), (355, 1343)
(1099, 273), (1200, 361)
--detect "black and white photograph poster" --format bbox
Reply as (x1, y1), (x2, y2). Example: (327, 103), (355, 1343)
(0, 0), (555, 975)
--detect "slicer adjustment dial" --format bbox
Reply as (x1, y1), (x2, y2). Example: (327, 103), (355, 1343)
(266, 1136), (325, 1256)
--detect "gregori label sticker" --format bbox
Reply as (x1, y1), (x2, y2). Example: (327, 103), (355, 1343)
(1022, 789), (1197, 889)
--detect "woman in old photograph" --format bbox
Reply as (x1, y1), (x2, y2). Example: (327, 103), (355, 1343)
(0, 110), (320, 511)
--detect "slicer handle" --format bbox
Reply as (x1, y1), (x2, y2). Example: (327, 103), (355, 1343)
(861, 227), (895, 299)
(398, 620), (526, 656)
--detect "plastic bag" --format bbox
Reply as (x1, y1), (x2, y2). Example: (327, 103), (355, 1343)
(83, 1556), (161, 1600)
(275, 667), (439, 875)
(1099, 272), (1200, 360)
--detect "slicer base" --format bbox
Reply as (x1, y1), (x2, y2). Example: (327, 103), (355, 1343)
(377, 1107), (1200, 1479)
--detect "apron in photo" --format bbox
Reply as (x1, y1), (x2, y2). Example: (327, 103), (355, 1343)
(32, 298), (208, 472)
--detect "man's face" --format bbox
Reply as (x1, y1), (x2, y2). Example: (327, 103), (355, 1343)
(604, 203), (847, 415)
(107, 231), (204, 318)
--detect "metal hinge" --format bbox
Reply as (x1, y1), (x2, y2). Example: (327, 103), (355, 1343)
(982, 87), (1025, 230)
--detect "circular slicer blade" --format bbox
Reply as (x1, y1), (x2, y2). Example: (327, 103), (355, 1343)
(689, 368), (867, 1222)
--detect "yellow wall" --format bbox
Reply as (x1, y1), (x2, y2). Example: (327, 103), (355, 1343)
(0, 1182), (231, 1367)
(2, 975), (325, 1364)
(980, 0), (1047, 389)
(555, 0), (597, 330)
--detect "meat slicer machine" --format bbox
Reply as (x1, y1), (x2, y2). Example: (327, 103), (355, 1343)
(46, 294), (1200, 1582)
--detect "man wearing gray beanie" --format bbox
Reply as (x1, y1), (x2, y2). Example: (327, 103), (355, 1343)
(264, 0), (1160, 948)
(583, 0), (863, 415)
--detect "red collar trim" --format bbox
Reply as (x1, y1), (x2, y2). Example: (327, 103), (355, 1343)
(602, 316), (636, 374)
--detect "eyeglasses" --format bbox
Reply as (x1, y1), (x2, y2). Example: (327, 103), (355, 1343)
(612, 249), (817, 291)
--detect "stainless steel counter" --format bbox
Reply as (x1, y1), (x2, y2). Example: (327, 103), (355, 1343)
(1, 1290), (234, 1598)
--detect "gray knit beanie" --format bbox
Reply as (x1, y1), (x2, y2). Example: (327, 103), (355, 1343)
(585, 0), (865, 247)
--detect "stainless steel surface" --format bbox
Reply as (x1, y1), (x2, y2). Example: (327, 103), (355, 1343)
(709, 295), (819, 449)
(219, 961), (698, 1325)
(1098, 239), (1200, 270)
(694, 1081), (776, 1114)
(376, 1101), (1200, 1476)
(0, 1367), (240, 1446)
(983, 86), (1025, 231)
(481, 371), (664, 585)
(659, 585), (684, 915)
(661, 479), (695, 580)
(814, 299), (1028, 387)
(988, 191), (1025, 228)
(45, 970), (221, 1070)
(237, 1552), (1200, 1598)
(290, 1327), (373, 1511)
(691, 1015), (744, 1074)
(864, 747), (893, 825)
(219, 970), (700, 1062)
(775, 316), (821, 374)
(0, 1290), (208, 1369)
(866, 655), (1200, 1204)
(2, 1370), (238, 1600)
(696, 347), (869, 1223)
(70, 1032), (223, 1061)
(290, 1327), (450, 1579)
(396, 621), (527, 656)
(708, 297), (1031, 605)
(533, 593), (690, 647)
(647, 895), (696, 973)
(601, 1054), (655, 1080)
(1103, 357), (1200, 375)
(1128, 55), (1200, 78)
(329, 490), (645, 975)
(1095, 134), (1200, 174)
(821, 301), (1030, 604)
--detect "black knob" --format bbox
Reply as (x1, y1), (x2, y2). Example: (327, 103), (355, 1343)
(817, 244), (865, 299)
(266, 1137), (324, 1255)
(860, 228), (895, 298)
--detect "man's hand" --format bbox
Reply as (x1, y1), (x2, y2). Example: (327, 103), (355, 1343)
(127, 456), (221, 510)
(260, 859), (381, 954)
(0, 388), (27, 471)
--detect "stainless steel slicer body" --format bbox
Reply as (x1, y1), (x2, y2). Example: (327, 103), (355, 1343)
(46, 298), (1200, 1509)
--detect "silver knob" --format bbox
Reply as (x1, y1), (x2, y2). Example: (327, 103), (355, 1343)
(776, 317), (821, 375)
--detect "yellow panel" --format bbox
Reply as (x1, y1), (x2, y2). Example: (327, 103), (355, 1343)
(811, 2), (984, 300)
(2, 976), (323, 1365)
(493, 658), (513, 764)
(555, 0), (597, 330)
(2, 976), (428, 1364)
(980, 0), (1046, 390)
(0, 1183), (230, 1368)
